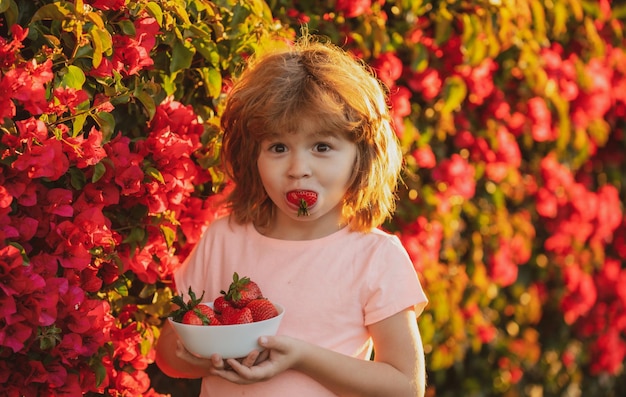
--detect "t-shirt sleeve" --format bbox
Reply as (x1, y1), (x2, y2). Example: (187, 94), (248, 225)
(362, 234), (428, 326)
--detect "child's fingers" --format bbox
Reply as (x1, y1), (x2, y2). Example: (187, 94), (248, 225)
(239, 349), (260, 367)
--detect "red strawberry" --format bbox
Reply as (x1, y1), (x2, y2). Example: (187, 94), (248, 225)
(222, 272), (263, 308)
(213, 295), (231, 314)
(221, 306), (253, 325)
(286, 190), (317, 207)
(286, 190), (317, 216)
(246, 299), (278, 322)
(182, 304), (221, 325)
(170, 287), (221, 325)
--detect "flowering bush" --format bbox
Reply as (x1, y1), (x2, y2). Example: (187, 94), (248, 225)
(1, 0), (625, 396)
(0, 0), (287, 395)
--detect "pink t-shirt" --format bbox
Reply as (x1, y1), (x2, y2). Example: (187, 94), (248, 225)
(174, 216), (427, 397)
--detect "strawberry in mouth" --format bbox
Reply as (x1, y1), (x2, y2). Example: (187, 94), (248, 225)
(286, 190), (317, 217)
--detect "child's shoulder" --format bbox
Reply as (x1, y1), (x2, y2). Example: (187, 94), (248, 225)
(205, 214), (246, 236)
(349, 227), (404, 249)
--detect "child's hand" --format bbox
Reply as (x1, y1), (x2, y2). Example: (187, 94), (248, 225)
(210, 335), (301, 384)
(174, 340), (229, 376)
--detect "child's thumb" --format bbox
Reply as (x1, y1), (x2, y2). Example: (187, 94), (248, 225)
(258, 336), (271, 347)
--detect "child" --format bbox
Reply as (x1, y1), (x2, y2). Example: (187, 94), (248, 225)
(155, 35), (428, 397)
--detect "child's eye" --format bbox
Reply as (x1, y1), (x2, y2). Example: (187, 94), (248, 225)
(269, 143), (287, 153)
(314, 143), (331, 152)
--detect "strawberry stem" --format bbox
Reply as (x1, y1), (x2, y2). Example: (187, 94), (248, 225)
(297, 198), (309, 216)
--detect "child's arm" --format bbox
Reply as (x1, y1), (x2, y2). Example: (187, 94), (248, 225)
(213, 307), (426, 397)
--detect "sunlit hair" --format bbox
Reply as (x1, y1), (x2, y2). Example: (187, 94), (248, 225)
(220, 36), (403, 232)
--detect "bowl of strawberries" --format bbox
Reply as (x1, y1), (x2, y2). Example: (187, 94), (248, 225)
(168, 273), (284, 359)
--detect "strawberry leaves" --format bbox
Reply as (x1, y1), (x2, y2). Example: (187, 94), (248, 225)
(170, 287), (206, 323)
(298, 198), (309, 216)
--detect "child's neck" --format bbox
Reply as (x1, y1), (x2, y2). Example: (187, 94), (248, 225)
(255, 214), (347, 241)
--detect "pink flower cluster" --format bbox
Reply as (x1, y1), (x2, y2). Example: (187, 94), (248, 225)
(0, 13), (221, 397)
(359, 4), (626, 380)
(534, 153), (626, 374)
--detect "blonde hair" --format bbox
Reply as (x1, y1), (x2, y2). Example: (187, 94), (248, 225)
(220, 36), (403, 232)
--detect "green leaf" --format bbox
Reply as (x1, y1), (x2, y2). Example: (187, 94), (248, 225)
(61, 65), (86, 89)
(72, 112), (88, 136)
(90, 27), (112, 68)
(202, 66), (222, 98)
(30, 1), (74, 21)
(170, 39), (195, 74)
(440, 76), (467, 115)
(93, 359), (107, 388)
(90, 28), (103, 68)
(160, 225), (176, 248)
(123, 227), (146, 245)
(146, 1), (163, 26)
(529, 0), (547, 43)
(91, 112), (116, 142)
(170, 1), (191, 25)
(92, 161), (106, 183)
(192, 37), (220, 66)
(37, 324), (62, 350)
(0, 0), (12, 14)
(7, 242), (29, 265)
(69, 167), (87, 190)
(0, 0), (18, 26)
(134, 93), (156, 121)
(85, 10), (105, 29)
(140, 338), (152, 356)
(116, 19), (136, 35)
(145, 166), (164, 184)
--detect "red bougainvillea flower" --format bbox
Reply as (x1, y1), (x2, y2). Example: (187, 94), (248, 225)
(399, 216), (443, 273)
(457, 58), (498, 106)
(49, 86), (89, 116)
(64, 127), (107, 169)
(87, 0), (126, 11)
(488, 238), (519, 287)
(0, 24), (28, 68)
(589, 328), (626, 375)
(389, 86), (412, 137)
(590, 185), (622, 244)
(560, 264), (597, 325)
(74, 183), (120, 212)
(4, 58), (54, 115)
(286, 8), (311, 24)
(371, 52), (403, 88)
(111, 35), (154, 76)
(335, 0), (372, 18)
(407, 68), (442, 101)
(12, 137), (69, 180)
(476, 324), (497, 344)
(432, 154), (476, 200)
(571, 58), (612, 133)
(411, 146), (436, 169)
(110, 17), (159, 76)
(541, 44), (579, 102)
(466, 126), (521, 183)
(526, 96), (556, 142)
(539, 153), (574, 193)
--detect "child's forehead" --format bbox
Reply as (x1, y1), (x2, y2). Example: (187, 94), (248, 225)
(266, 117), (336, 138)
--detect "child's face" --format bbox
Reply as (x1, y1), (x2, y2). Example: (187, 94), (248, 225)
(257, 122), (357, 233)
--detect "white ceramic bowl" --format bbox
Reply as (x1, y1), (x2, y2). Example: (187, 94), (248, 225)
(169, 303), (285, 359)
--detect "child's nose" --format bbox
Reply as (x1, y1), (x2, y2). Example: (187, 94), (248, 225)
(288, 153), (311, 179)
